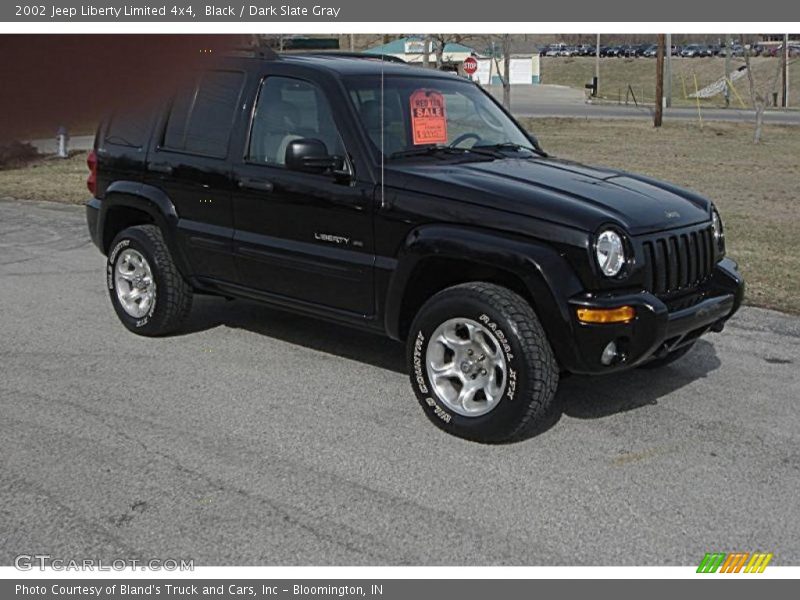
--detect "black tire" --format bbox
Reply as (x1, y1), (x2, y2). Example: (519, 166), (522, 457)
(107, 225), (192, 336)
(638, 342), (695, 369)
(407, 282), (559, 443)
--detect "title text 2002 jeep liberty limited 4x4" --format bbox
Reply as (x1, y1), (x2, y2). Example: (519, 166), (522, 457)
(86, 51), (744, 442)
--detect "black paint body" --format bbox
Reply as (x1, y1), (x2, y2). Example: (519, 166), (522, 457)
(86, 54), (745, 374)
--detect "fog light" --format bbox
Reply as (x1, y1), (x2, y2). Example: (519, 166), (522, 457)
(600, 341), (618, 366)
(576, 305), (635, 324)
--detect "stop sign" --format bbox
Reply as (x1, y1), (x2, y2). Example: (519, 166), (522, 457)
(463, 56), (478, 75)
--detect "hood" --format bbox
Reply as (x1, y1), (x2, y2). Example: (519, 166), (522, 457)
(389, 156), (712, 235)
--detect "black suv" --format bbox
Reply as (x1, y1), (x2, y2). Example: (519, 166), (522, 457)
(86, 52), (744, 442)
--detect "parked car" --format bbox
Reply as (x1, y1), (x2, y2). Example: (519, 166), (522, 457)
(762, 44), (800, 57)
(681, 44), (710, 57)
(719, 43), (744, 57)
(602, 45), (625, 57)
(545, 44), (566, 57)
(85, 51), (744, 442)
(642, 45), (658, 58)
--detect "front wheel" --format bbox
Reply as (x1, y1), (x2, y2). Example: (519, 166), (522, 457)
(407, 282), (559, 443)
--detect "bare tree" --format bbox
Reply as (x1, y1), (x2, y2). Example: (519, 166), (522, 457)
(472, 33), (514, 110)
(479, 35), (513, 110)
(427, 34), (467, 69)
(742, 35), (786, 144)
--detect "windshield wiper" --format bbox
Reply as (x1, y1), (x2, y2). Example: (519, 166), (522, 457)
(472, 142), (546, 157)
(389, 146), (493, 161)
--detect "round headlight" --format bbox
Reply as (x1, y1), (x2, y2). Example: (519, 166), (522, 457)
(595, 229), (626, 277)
(711, 208), (724, 249)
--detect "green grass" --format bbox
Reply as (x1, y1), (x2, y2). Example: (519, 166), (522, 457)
(522, 117), (800, 314)
(541, 56), (799, 109)
(1, 118), (798, 314)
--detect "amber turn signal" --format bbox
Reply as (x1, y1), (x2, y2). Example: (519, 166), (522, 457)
(576, 306), (636, 324)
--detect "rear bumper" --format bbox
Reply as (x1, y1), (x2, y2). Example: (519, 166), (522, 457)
(564, 257), (744, 374)
(86, 197), (102, 251)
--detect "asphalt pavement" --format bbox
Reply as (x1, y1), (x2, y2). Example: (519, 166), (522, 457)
(1, 198), (799, 566)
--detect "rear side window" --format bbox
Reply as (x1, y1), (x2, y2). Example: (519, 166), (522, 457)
(162, 70), (244, 158)
(105, 110), (153, 148)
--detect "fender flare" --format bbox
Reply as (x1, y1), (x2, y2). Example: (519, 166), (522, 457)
(98, 181), (192, 277)
(383, 224), (586, 370)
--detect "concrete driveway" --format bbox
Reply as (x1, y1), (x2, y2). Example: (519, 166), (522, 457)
(1, 198), (798, 566)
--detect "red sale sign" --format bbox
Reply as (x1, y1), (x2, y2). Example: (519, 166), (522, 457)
(410, 89), (448, 145)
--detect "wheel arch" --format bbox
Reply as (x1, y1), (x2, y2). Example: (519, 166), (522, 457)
(384, 224), (586, 370)
(98, 181), (191, 277)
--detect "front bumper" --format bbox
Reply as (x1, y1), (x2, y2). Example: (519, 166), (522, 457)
(565, 257), (744, 374)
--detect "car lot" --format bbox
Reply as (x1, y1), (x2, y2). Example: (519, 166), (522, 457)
(1, 197), (799, 565)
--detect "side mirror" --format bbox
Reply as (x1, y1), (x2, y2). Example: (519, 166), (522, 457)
(285, 138), (343, 174)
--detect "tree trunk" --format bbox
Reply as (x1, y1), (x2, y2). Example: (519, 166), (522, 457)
(754, 104), (765, 144)
(422, 36), (430, 69)
(435, 39), (444, 70)
(742, 35), (785, 144)
(502, 36), (512, 110)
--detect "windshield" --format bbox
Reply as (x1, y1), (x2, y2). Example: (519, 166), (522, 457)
(344, 75), (535, 160)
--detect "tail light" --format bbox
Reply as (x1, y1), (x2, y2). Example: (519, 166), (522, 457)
(86, 149), (97, 195)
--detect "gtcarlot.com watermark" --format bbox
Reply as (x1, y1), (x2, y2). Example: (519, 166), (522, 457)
(14, 554), (194, 572)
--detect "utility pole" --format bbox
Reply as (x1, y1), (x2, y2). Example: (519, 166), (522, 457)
(665, 33), (672, 107)
(595, 33), (601, 89)
(783, 33), (790, 108)
(724, 34), (732, 107)
(655, 34), (665, 127)
(349, 34), (355, 52)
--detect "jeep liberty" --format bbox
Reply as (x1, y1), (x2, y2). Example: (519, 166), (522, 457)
(86, 51), (745, 442)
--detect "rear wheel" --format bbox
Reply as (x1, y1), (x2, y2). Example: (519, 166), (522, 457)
(407, 282), (559, 443)
(107, 225), (192, 336)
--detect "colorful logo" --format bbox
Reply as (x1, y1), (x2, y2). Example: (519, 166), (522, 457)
(697, 552), (773, 573)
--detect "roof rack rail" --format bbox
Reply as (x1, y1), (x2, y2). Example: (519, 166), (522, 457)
(221, 48), (408, 65)
(296, 51), (407, 64)
(223, 46), (280, 60)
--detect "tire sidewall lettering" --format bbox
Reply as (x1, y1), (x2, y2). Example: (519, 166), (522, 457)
(412, 331), (429, 395)
(414, 329), (453, 425)
(478, 313), (518, 401)
(107, 239), (130, 290)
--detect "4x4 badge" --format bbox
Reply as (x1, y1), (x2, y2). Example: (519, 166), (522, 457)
(665, 210), (681, 219)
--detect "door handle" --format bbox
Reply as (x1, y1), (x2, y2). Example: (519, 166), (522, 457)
(149, 162), (173, 175)
(237, 177), (274, 193)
